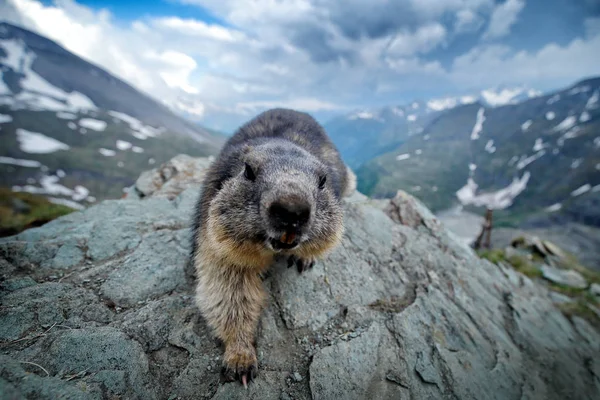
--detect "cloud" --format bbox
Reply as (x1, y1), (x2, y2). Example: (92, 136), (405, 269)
(151, 17), (242, 42)
(450, 30), (600, 88)
(2, 0), (193, 101)
(483, 0), (526, 39)
(386, 23), (447, 57)
(2, 0), (598, 133)
(454, 9), (485, 33)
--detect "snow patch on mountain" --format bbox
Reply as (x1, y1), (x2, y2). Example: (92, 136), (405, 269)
(456, 172), (530, 210)
(0, 156), (41, 168)
(98, 148), (116, 157)
(79, 118), (107, 132)
(517, 150), (545, 170)
(16, 129), (70, 153)
(348, 111), (383, 121)
(533, 138), (545, 152)
(553, 116), (577, 131)
(108, 111), (162, 140)
(132, 146), (144, 153)
(407, 114), (417, 122)
(545, 112), (556, 120)
(521, 120), (532, 131)
(0, 39), (96, 112)
(571, 184), (591, 197)
(484, 140), (496, 154)
(470, 108), (485, 140)
(586, 90), (599, 109)
(12, 174), (90, 206)
(571, 159), (583, 169)
(116, 140), (132, 151)
(546, 203), (562, 212)
(396, 153), (410, 161)
(568, 85), (591, 95)
(47, 197), (85, 210)
(427, 96), (476, 111)
(56, 112), (77, 120)
(0, 113), (13, 123)
(481, 87), (523, 106)
(547, 95), (560, 105)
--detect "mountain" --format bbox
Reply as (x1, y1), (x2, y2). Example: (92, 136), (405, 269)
(324, 102), (442, 169)
(325, 87), (541, 170)
(356, 77), (600, 227)
(0, 22), (224, 208)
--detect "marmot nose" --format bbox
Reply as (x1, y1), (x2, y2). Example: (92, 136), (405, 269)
(268, 200), (311, 230)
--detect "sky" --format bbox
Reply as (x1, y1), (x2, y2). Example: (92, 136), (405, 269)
(1, 0), (600, 132)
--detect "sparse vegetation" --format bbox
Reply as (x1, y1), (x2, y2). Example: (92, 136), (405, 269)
(0, 187), (75, 237)
(478, 249), (543, 279)
(478, 244), (599, 327)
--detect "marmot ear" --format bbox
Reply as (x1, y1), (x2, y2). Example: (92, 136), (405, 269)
(244, 163), (256, 181)
(318, 175), (327, 189)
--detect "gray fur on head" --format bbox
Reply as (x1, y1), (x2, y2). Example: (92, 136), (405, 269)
(192, 108), (348, 257)
(211, 138), (341, 253)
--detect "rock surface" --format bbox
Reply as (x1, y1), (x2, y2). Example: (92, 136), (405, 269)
(1, 155), (599, 400)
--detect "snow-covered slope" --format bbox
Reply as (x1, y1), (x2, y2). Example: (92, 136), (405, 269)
(0, 23), (222, 207)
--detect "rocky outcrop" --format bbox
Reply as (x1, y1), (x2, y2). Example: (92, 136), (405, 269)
(1, 156), (599, 399)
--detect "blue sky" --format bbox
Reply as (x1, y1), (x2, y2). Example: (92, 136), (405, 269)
(3, 0), (600, 131)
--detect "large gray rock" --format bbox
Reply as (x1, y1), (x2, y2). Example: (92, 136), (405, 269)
(1, 155), (599, 400)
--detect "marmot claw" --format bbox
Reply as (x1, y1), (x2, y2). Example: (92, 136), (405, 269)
(287, 255), (316, 273)
(222, 363), (258, 387)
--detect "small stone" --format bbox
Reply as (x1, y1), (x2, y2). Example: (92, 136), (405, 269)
(541, 265), (588, 289)
(549, 291), (573, 304)
(590, 283), (600, 297)
(293, 372), (303, 382)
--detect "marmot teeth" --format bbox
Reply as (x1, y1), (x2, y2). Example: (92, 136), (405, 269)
(281, 232), (296, 244)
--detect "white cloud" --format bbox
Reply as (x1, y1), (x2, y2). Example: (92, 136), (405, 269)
(151, 17), (242, 42)
(449, 31), (600, 88)
(483, 0), (525, 39)
(2, 0), (195, 104)
(455, 9), (484, 33)
(2, 0), (598, 132)
(386, 23), (447, 56)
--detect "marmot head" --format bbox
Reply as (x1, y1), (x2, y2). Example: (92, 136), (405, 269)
(209, 139), (344, 258)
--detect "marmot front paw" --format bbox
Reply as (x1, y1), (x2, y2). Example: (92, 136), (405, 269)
(287, 255), (316, 273)
(222, 345), (258, 387)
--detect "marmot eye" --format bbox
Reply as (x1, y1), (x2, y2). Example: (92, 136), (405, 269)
(318, 175), (327, 189)
(244, 163), (256, 181)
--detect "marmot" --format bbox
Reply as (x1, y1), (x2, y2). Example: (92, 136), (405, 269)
(191, 108), (355, 386)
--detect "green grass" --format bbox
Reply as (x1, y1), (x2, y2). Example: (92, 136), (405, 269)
(0, 187), (75, 237)
(478, 249), (542, 279)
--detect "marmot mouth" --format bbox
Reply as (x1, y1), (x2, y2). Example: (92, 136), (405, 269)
(270, 238), (299, 250)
